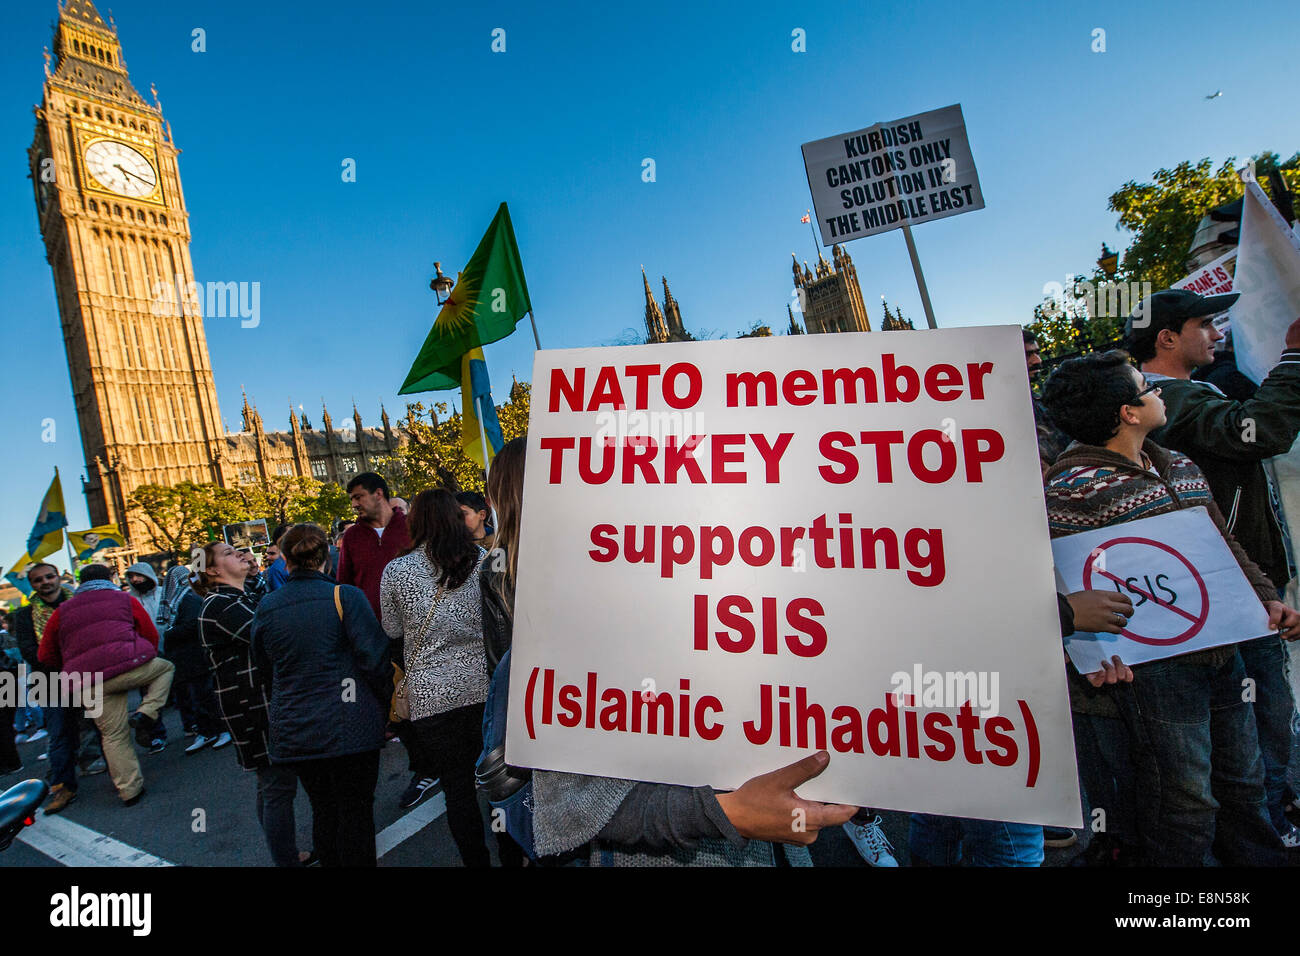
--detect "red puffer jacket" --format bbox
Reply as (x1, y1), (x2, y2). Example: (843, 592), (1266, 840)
(38, 588), (160, 681)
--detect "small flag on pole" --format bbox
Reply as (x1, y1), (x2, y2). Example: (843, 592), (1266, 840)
(68, 525), (125, 562)
(5, 553), (37, 598)
(800, 212), (811, 223)
(27, 471), (68, 561)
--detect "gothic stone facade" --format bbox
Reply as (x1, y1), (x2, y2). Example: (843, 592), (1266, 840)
(792, 244), (872, 334)
(29, 0), (401, 546)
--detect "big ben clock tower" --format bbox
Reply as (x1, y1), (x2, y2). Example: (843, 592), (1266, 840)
(28, 0), (226, 547)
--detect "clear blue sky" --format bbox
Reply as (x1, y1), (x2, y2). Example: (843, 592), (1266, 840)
(2, 0), (1297, 572)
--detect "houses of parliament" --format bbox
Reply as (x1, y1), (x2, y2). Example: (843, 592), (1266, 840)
(28, 0), (402, 547)
(642, 245), (913, 343)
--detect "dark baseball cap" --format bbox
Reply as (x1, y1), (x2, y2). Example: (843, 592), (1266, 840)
(1124, 288), (1239, 352)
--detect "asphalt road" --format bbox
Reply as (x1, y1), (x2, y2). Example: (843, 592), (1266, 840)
(6, 701), (1294, 868)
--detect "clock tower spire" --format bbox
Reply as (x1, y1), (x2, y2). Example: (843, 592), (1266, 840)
(29, 1), (225, 547)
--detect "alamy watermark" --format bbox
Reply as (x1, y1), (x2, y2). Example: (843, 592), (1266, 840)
(889, 663), (1000, 717)
(150, 274), (260, 328)
(1, 665), (102, 718)
(1040, 277), (1153, 324)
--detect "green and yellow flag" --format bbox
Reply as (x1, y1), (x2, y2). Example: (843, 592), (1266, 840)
(399, 202), (533, 394)
(68, 525), (125, 562)
(26, 471), (68, 562)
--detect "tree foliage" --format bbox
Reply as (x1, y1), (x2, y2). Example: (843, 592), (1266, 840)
(1028, 149), (1298, 359)
(1108, 151), (1299, 290)
(373, 379), (531, 496)
(128, 474), (353, 559)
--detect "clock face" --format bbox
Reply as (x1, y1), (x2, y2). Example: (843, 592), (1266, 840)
(83, 140), (157, 198)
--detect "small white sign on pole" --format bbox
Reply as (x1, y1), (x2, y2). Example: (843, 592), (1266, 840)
(801, 104), (985, 244)
(1172, 249), (1236, 297)
(1051, 507), (1272, 673)
(508, 326), (1081, 827)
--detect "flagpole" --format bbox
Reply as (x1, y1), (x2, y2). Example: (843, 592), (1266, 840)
(526, 309), (541, 350)
(806, 210), (820, 258)
(476, 394), (492, 481)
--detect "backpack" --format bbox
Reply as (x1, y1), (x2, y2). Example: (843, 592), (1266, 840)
(474, 647), (538, 858)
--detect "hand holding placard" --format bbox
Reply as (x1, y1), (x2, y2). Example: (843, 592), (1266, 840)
(715, 751), (857, 845)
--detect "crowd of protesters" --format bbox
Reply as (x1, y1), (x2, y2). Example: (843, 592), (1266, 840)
(4, 286), (1300, 867)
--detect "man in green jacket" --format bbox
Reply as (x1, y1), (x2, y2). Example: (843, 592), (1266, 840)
(1126, 288), (1300, 846)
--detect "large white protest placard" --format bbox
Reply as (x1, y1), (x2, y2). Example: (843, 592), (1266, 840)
(801, 104), (984, 244)
(508, 326), (1081, 827)
(1051, 507), (1272, 673)
(1230, 180), (1300, 385)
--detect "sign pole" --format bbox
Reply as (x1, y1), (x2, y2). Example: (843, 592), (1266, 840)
(901, 220), (938, 329)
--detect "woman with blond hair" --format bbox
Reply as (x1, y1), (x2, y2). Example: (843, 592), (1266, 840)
(193, 540), (305, 867)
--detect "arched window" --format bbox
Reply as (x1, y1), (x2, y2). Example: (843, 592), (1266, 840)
(88, 199), (98, 213)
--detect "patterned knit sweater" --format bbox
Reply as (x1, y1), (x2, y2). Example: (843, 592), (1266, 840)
(1044, 439), (1276, 672)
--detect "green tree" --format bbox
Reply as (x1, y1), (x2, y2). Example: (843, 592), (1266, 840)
(1108, 151), (1299, 289)
(127, 481), (243, 559)
(375, 380), (532, 496)
(287, 480), (352, 527)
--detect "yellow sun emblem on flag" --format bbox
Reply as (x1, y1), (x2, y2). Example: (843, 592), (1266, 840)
(432, 271), (482, 338)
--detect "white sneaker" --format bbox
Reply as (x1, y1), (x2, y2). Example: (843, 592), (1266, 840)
(24, 729), (49, 743)
(1281, 823), (1300, 849)
(185, 735), (215, 754)
(210, 732), (233, 750)
(843, 816), (900, 867)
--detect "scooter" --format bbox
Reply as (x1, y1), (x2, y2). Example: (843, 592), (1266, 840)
(0, 779), (49, 851)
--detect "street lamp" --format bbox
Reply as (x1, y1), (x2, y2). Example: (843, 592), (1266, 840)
(1097, 243), (1119, 279)
(429, 262), (454, 305)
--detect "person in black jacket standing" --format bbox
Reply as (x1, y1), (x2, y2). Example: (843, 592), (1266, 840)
(1129, 289), (1300, 846)
(251, 524), (393, 867)
(159, 567), (231, 754)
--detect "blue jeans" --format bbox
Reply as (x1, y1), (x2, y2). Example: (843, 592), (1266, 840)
(908, 813), (1044, 866)
(44, 705), (82, 791)
(1071, 710), (1136, 845)
(1115, 649), (1285, 865)
(1237, 634), (1296, 833)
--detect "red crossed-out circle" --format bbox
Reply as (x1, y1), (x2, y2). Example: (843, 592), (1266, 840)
(1081, 536), (1210, 646)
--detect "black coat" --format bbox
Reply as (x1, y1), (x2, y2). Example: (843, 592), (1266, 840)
(250, 569), (392, 763)
(163, 591), (210, 682)
(479, 561), (513, 677)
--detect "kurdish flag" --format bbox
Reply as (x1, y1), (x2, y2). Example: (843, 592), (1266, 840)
(461, 348), (505, 468)
(27, 471), (68, 561)
(399, 202), (533, 394)
(68, 525), (125, 562)
(5, 553), (37, 598)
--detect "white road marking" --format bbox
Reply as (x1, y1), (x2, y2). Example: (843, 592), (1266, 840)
(14, 789), (445, 866)
(17, 814), (174, 867)
(376, 793), (446, 858)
